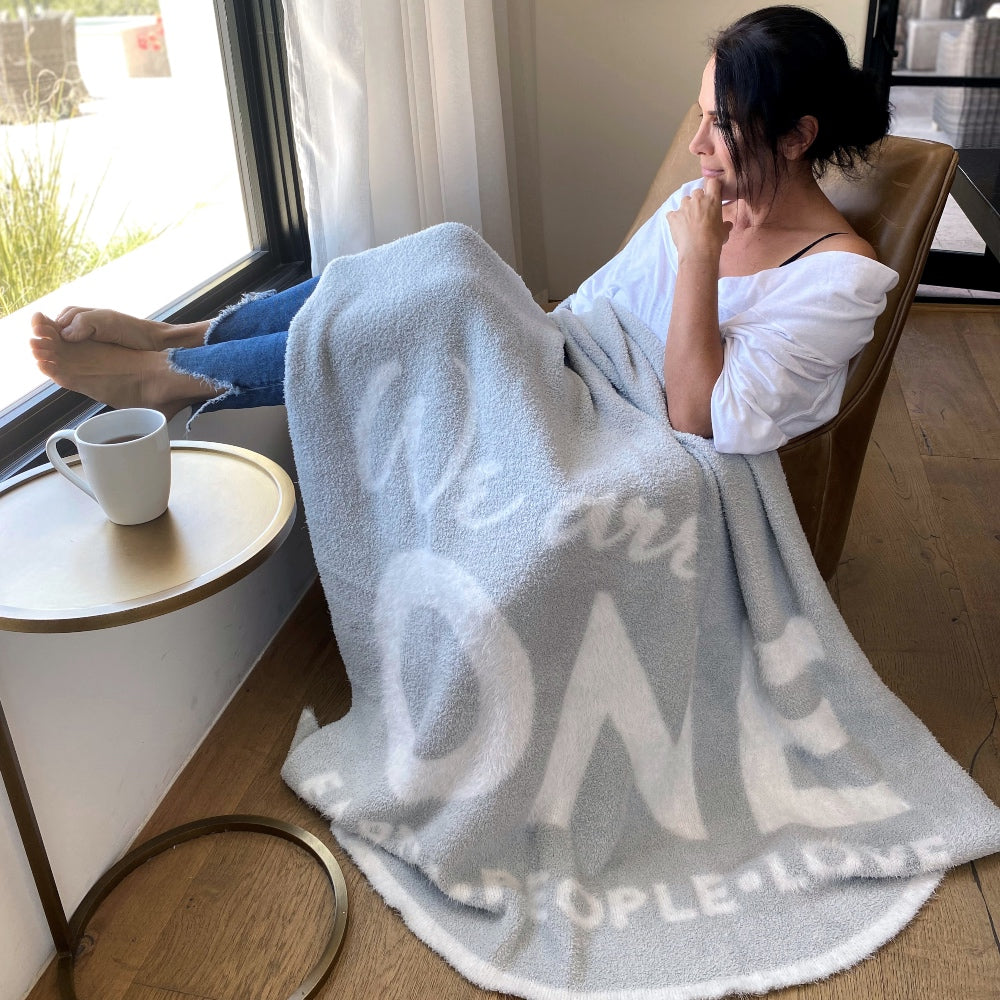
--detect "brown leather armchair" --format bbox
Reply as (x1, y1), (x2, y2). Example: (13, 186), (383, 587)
(620, 106), (958, 579)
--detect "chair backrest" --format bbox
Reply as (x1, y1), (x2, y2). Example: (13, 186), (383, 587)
(622, 106), (958, 578)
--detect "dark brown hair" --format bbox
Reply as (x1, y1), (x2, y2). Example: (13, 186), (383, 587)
(711, 5), (891, 202)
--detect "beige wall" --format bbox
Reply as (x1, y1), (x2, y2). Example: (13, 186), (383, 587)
(535, 0), (870, 298)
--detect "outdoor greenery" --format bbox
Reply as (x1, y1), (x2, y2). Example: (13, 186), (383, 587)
(0, 134), (159, 317)
(0, 2), (163, 317)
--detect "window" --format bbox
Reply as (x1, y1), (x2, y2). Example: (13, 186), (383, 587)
(865, 0), (1000, 298)
(0, 0), (309, 480)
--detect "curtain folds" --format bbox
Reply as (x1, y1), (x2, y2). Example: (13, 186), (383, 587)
(281, 0), (548, 299)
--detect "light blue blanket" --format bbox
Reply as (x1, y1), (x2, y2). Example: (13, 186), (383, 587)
(282, 223), (1000, 999)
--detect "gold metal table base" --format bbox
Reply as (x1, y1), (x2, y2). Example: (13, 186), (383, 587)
(0, 444), (335, 997)
(54, 815), (349, 1000)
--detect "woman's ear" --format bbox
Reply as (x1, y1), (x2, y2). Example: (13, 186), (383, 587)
(780, 115), (819, 161)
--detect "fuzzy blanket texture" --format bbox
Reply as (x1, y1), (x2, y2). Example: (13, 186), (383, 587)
(281, 223), (1000, 999)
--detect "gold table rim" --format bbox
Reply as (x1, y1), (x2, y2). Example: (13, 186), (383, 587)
(0, 440), (297, 633)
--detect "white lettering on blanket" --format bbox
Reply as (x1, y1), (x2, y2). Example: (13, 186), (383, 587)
(376, 556), (907, 835)
(538, 835), (948, 928)
(493, 836), (947, 928)
(375, 550), (535, 802)
(354, 359), (695, 566)
(350, 826), (950, 928)
(530, 592), (707, 839)
(738, 620), (909, 833)
(544, 494), (697, 575)
(354, 359), (525, 524)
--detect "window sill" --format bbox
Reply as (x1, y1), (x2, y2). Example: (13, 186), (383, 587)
(0, 199), (252, 419)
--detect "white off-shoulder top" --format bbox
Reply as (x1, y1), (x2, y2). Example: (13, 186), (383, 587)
(556, 179), (900, 454)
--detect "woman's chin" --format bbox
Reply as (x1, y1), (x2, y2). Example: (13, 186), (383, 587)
(702, 173), (736, 200)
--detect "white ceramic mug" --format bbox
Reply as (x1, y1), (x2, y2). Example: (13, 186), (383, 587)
(45, 408), (171, 525)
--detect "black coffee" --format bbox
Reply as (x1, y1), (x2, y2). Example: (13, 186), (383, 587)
(101, 434), (145, 444)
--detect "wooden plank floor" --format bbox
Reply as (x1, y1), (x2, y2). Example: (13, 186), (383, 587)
(26, 303), (1000, 1000)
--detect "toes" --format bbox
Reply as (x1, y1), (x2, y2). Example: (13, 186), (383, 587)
(30, 312), (58, 338)
(55, 306), (90, 328)
(30, 337), (57, 359)
(60, 311), (100, 342)
(35, 359), (65, 387)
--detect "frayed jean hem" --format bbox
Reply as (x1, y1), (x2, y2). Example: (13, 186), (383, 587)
(204, 289), (280, 345)
(163, 278), (319, 428)
(168, 335), (287, 430)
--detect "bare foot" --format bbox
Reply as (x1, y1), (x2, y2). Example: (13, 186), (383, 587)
(53, 306), (210, 350)
(31, 314), (222, 420)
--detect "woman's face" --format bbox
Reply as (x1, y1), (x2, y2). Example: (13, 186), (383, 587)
(689, 58), (738, 201)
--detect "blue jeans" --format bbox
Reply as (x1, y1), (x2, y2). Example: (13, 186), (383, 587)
(168, 275), (320, 417)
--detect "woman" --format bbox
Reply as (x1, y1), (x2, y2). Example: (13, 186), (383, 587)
(35, 21), (990, 998)
(30, 6), (896, 455)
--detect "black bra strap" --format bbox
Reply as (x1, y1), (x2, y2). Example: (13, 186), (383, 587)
(779, 232), (846, 267)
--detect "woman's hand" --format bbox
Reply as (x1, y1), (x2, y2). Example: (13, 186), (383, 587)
(666, 177), (731, 265)
(662, 177), (728, 438)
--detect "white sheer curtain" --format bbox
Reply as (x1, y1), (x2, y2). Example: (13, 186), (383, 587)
(281, 0), (547, 298)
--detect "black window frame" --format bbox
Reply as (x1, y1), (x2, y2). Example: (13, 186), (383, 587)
(864, 0), (1000, 299)
(0, 0), (310, 481)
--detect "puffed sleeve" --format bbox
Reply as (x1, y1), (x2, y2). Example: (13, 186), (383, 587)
(710, 254), (899, 454)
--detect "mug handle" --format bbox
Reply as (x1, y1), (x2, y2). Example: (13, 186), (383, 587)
(45, 430), (96, 500)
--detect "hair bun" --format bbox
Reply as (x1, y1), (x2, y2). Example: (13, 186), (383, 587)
(821, 66), (891, 172)
(847, 66), (891, 146)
